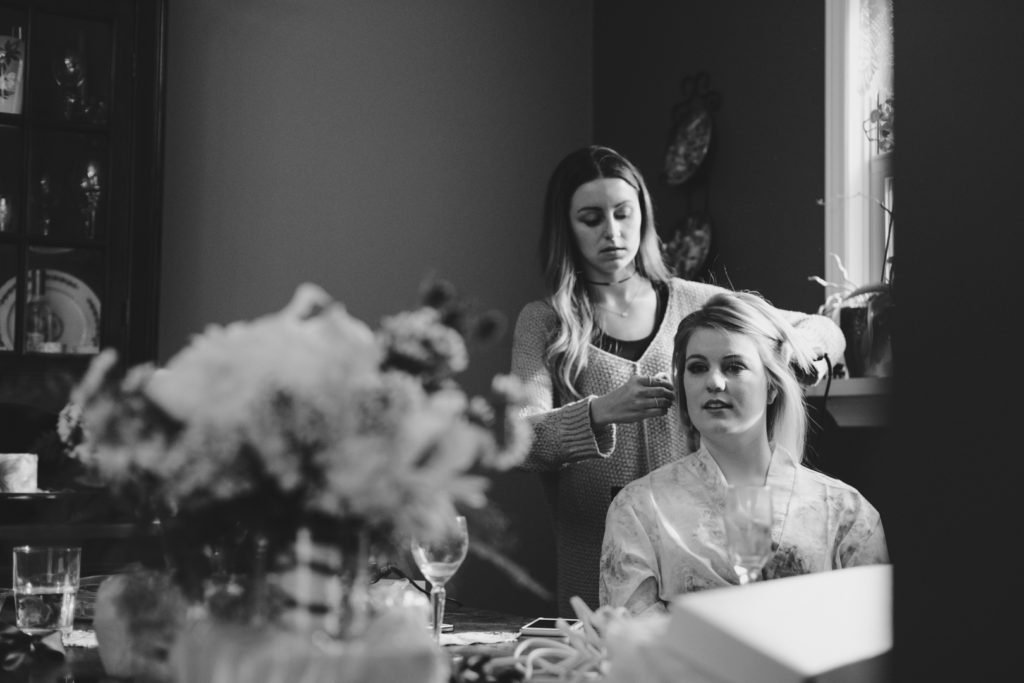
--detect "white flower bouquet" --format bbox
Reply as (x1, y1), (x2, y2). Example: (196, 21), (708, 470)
(62, 279), (532, 555)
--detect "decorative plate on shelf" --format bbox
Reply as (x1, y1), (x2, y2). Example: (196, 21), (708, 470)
(664, 107), (713, 186)
(0, 269), (100, 353)
(663, 71), (720, 186)
(663, 214), (713, 280)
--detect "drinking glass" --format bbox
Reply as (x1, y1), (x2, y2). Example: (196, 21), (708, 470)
(410, 515), (468, 644)
(12, 546), (81, 635)
(724, 485), (773, 585)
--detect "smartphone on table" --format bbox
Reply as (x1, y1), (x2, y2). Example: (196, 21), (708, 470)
(519, 617), (583, 637)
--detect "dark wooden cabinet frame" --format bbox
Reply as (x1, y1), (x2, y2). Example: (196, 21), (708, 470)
(0, 0), (166, 428)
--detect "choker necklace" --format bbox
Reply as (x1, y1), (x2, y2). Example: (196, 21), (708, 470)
(583, 271), (636, 286)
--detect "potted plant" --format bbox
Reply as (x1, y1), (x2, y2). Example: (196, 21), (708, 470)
(864, 95), (894, 155)
(809, 254), (894, 378)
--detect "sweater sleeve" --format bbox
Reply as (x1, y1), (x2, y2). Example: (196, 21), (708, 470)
(510, 302), (616, 472)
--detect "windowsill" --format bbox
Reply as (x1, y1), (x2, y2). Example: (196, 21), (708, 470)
(805, 377), (892, 427)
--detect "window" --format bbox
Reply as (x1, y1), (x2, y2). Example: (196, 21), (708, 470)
(824, 0), (894, 292)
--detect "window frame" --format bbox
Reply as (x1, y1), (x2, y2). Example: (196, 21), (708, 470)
(824, 0), (892, 295)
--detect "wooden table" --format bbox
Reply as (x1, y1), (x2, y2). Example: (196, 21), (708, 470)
(0, 602), (530, 682)
(444, 602), (526, 657)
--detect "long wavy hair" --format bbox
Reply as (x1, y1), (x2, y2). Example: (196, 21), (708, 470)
(540, 145), (671, 400)
(671, 291), (816, 460)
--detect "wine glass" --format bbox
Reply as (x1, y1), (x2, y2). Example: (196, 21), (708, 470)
(724, 484), (774, 585)
(410, 515), (468, 644)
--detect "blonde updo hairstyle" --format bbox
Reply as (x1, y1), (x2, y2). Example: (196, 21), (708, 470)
(671, 291), (817, 459)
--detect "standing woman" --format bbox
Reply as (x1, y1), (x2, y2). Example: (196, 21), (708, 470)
(510, 145), (846, 615)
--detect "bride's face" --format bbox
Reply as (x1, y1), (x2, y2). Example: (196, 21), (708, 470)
(681, 327), (771, 443)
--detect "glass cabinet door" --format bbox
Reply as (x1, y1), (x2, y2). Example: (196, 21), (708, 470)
(0, 0), (165, 418)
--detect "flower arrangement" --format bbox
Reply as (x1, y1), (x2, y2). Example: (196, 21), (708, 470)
(60, 278), (533, 562)
(864, 95), (894, 154)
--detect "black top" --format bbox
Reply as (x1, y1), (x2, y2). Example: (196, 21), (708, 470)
(594, 281), (669, 361)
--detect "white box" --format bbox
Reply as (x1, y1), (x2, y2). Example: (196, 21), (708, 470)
(665, 564), (892, 683)
(0, 452), (38, 492)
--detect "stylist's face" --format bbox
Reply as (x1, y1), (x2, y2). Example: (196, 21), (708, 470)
(682, 328), (771, 444)
(569, 178), (642, 281)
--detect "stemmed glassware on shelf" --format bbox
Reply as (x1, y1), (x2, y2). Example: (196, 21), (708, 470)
(724, 484), (774, 585)
(79, 161), (102, 238)
(410, 514), (468, 644)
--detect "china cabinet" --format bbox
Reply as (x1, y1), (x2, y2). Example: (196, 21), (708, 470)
(0, 0), (165, 428)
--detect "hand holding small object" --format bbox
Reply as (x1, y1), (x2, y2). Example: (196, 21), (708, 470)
(590, 374), (675, 428)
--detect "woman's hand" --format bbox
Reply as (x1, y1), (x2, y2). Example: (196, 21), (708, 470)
(589, 373), (675, 428)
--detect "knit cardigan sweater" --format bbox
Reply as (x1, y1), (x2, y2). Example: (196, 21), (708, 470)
(510, 278), (846, 616)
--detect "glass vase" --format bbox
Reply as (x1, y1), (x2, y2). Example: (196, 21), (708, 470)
(155, 509), (272, 625)
(167, 521), (450, 683)
(273, 520), (371, 640)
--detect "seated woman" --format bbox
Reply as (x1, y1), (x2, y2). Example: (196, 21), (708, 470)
(599, 291), (888, 615)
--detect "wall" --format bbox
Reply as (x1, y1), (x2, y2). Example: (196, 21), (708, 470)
(591, 0), (894, 527)
(892, 2), (1021, 679)
(159, 8), (1024, 669)
(589, 1), (1024, 677)
(593, 1), (827, 314)
(160, 0), (594, 616)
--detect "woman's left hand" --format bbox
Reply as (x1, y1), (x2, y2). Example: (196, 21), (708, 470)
(589, 373), (675, 428)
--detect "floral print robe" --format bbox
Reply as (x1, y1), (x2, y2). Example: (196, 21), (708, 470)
(599, 445), (889, 615)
